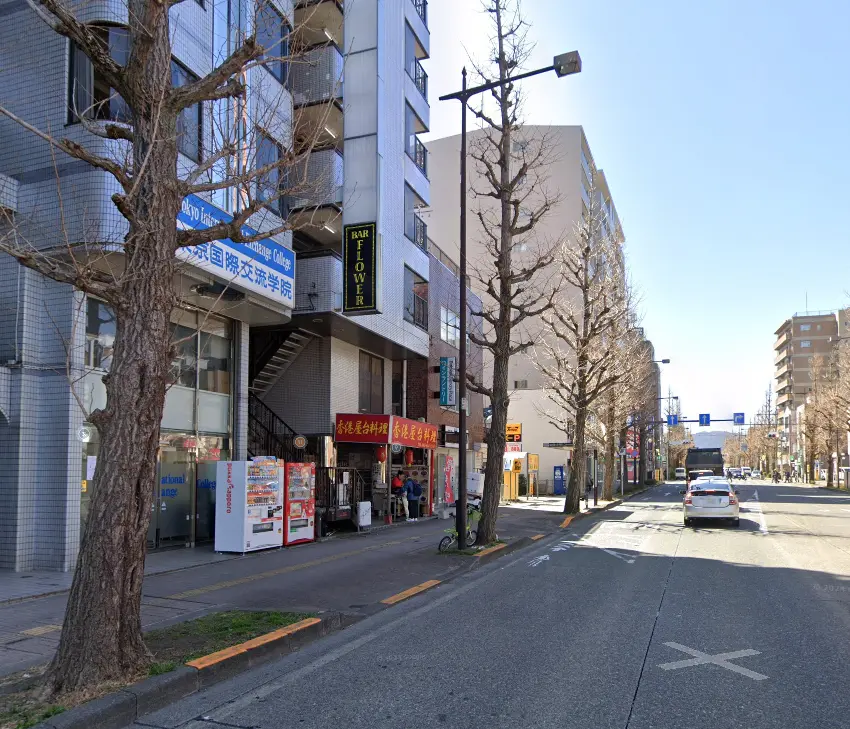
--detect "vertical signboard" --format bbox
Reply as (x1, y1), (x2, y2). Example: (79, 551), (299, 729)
(343, 222), (378, 314)
(440, 356), (457, 407)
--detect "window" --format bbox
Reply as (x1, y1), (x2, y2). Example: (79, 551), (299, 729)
(405, 103), (417, 158)
(514, 380), (528, 390)
(199, 330), (232, 395)
(85, 299), (116, 370)
(800, 324), (811, 332)
(391, 361), (403, 416)
(440, 306), (459, 348)
(68, 26), (131, 123)
(172, 61), (202, 161)
(404, 184), (416, 241)
(358, 351), (384, 413)
(404, 267), (428, 331)
(257, 3), (290, 84)
(800, 340), (812, 348)
(256, 132), (284, 215)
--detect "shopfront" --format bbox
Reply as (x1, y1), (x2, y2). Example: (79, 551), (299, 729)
(80, 299), (235, 548)
(334, 414), (437, 521)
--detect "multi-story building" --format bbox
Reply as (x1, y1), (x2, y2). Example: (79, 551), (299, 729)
(774, 311), (838, 468)
(0, 0), (441, 570)
(425, 125), (628, 490)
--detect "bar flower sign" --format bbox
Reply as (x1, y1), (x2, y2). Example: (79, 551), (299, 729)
(176, 194), (296, 309)
(343, 222), (378, 314)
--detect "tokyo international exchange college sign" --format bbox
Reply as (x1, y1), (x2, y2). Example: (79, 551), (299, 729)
(177, 194), (296, 309)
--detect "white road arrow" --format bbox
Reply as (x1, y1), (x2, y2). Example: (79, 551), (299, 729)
(528, 555), (550, 567)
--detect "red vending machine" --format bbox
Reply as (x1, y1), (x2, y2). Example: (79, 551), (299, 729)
(283, 463), (316, 546)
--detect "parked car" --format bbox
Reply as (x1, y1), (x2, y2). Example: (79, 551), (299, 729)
(680, 478), (740, 527)
(675, 467), (687, 480)
(741, 467), (752, 478)
(751, 470), (762, 480)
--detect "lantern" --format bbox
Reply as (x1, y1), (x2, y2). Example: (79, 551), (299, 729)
(405, 448), (414, 466)
(375, 445), (387, 463)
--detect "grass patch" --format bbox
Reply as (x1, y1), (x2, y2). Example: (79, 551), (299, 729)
(145, 610), (314, 665)
(0, 610), (314, 729)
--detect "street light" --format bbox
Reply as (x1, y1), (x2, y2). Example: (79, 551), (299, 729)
(440, 52), (582, 549)
(655, 359), (670, 364)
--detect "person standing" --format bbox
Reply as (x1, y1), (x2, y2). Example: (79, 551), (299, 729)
(394, 471), (409, 521)
(405, 474), (420, 521)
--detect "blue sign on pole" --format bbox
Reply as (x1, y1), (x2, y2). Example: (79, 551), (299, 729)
(699, 414), (711, 427)
(667, 414), (679, 426)
(439, 356), (457, 407)
(733, 413), (745, 426)
(553, 466), (565, 495)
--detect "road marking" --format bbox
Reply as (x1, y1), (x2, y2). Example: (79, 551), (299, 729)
(743, 490), (769, 534)
(381, 580), (441, 605)
(167, 538), (411, 599)
(777, 494), (850, 499)
(664, 491), (672, 496)
(550, 540), (575, 552)
(658, 641), (768, 681)
(531, 533), (546, 541)
(600, 548), (636, 564)
(20, 624), (61, 636)
(528, 555), (550, 567)
(560, 516), (575, 529)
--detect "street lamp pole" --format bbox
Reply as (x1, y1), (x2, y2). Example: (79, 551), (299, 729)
(440, 51), (581, 550)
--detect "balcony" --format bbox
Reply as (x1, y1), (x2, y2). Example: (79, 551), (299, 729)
(412, 58), (427, 98)
(290, 45), (344, 148)
(777, 391), (793, 407)
(405, 0), (430, 59)
(774, 347), (790, 365)
(286, 149), (344, 248)
(404, 291), (428, 331)
(294, 0), (344, 48)
(775, 362), (790, 379)
(412, 0), (426, 25)
(411, 137), (428, 177)
(774, 330), (791, 350)
(413, 213), (427, 252)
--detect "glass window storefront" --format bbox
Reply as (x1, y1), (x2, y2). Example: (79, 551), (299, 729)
(80, 299), (236, 548)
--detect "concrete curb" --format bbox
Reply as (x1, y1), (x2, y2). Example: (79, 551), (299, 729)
(473, 536), (534, 566)
(35, 613), (357, 729)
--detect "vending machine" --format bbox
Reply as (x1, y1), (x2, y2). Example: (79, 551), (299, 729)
(283, 462), (316, 546)
(215, 457), (284, 553)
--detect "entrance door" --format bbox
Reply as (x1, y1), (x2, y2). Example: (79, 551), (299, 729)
(148, 434), (196, 548)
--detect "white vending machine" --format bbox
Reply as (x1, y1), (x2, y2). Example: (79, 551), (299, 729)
(215, 457), (284, 553)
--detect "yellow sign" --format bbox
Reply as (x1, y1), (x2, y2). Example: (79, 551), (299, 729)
(528, 454), (539, 471)
(506, 423), (522, 442)
(512, 459), (523, 473)
(81, 480), (87, 493)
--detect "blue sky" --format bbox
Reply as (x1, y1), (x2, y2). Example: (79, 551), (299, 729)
(425, 0), (850, 425)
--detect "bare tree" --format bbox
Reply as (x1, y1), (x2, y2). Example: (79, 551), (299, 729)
(463, 0), (559, 545)
(535, 168), (633, 513)
(0, 0), (334, 693)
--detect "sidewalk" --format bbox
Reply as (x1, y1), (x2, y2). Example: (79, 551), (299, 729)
(0, 505), (551, 679)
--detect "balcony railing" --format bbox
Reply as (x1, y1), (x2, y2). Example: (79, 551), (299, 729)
(411, 137), (428, 177)
(290, 44), (344, 107)
(404, 292), (428, 331)
(413, 213), (427, 251)
(412, 0), (427, 26)
(412, 58), (428, 98)
(285, 148), (344, 210)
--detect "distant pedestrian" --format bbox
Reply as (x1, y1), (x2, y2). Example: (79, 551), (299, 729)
(405, 474), (421, 521)
(394, 471), (409, 521)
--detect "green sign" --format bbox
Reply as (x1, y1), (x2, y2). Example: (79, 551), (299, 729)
(343, 222), (378, 314)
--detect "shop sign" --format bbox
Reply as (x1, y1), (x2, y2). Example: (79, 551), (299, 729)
(176, 194), (295, 309)
(342, 222), (378, 314)
(506, 443), (522, 452)
(392, 416), (438, 449)
(528, 454), (540, 471)
(293, 435), (307, 449)
(511, 459), (523, 473)
(506, 423), (522, 442)
(439, 356), (457, 407)
(335, 414), (391, 443)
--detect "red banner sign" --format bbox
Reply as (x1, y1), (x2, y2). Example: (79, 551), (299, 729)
(335, 414), (391, 443)
(334, 414), (437, 449)
(392, 416), (438, 449)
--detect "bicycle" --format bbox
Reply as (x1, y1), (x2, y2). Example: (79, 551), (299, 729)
(438, 505), (479, 552)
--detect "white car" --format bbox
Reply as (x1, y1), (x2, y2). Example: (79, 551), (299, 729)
(680, 478), (740, 527)
(674, 467), (687, 480)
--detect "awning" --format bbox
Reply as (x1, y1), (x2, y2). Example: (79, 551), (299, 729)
(334, 414), (438, 450)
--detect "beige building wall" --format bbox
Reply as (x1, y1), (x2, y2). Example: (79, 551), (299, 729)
(422, 125), (623, 391)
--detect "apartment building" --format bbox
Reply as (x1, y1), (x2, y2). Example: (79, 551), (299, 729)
(425, 125), (629, 488)
(774, 311), (838, 468)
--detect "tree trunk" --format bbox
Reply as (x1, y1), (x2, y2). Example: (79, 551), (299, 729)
(565, 406), (586, 513)
(603, 426), (615, 501)
(479, 345), (510, 544)
(48, 5), (180, 691)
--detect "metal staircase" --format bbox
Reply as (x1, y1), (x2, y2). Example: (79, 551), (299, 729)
(250, 329), (313, 394)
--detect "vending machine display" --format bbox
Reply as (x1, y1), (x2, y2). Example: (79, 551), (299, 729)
(283, 463), (316, 546)
(215, 458), (284, 553)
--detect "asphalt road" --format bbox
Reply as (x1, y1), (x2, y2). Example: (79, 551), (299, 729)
(133, 480), (850, 729)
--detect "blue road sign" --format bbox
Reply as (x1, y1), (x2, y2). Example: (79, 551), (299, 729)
(699, 413), (711, 427)
(667, 414), (679, 426)
(733, 412), (745, 426)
